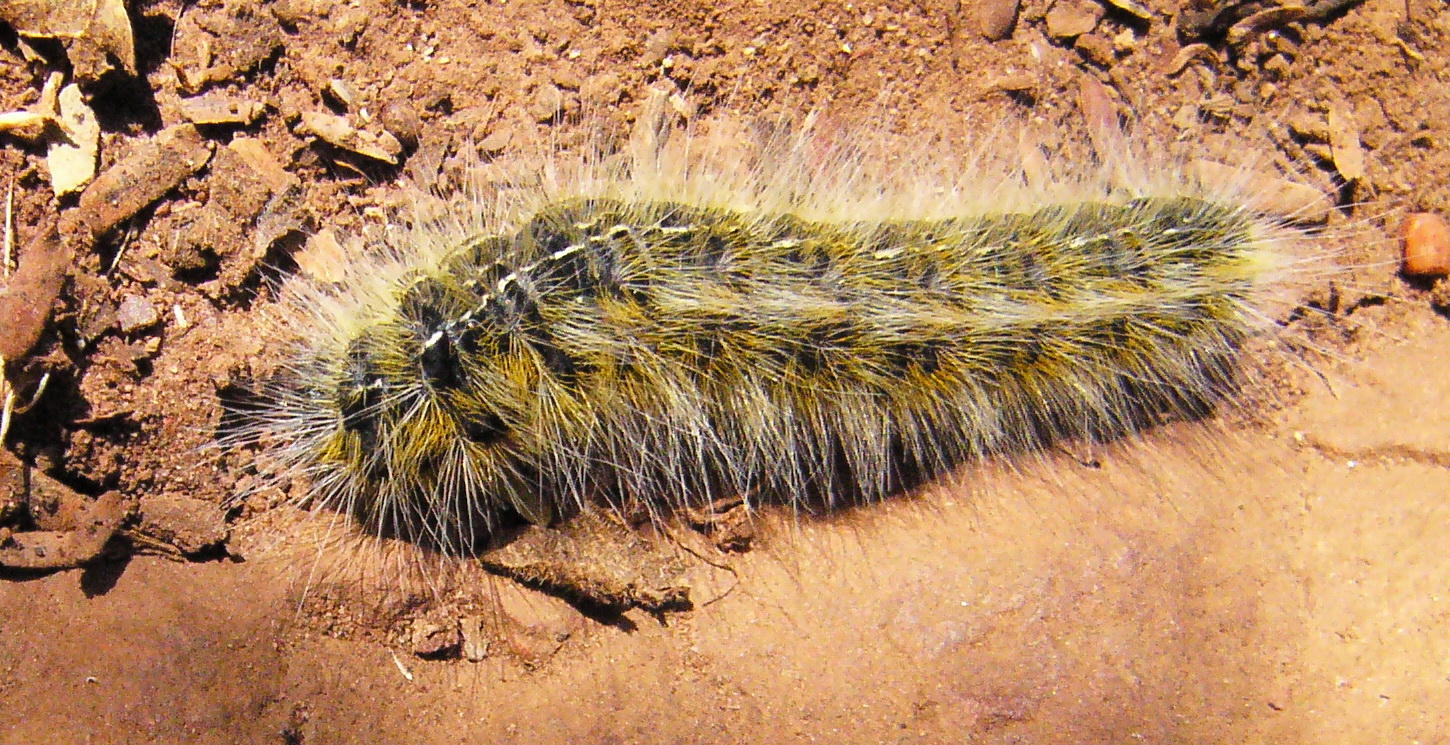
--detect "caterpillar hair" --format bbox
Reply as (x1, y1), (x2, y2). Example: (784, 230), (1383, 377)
(224, 109), (1334, 557)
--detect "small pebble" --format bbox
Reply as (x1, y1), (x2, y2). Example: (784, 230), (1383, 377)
(975, 0), (1020, 40)
(325, 78), (360, 111)
(378, 100), (424, 147)
(1402, 212), (1450, 277)
(117, 295), (160, 333)
(1045, 1), (1103, 40)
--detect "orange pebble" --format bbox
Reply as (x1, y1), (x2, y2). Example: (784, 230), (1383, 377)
(1403, 212), (1450, 277)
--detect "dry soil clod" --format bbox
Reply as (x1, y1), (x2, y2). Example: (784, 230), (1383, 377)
(0, 452), (130, 570)
(136, 494), (229, 556)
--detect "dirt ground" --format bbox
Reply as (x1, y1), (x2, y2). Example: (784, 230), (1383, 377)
(2, 0), (1449, 742)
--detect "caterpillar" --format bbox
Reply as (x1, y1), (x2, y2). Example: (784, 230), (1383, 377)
(230, 113), (1322, 557)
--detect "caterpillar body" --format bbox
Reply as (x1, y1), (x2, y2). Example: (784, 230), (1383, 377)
(235, 119), (1312, 555)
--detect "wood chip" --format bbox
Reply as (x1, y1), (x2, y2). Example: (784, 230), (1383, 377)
(0, 110), (51, 141)
(297, 111), (402, 164)
(76, 124), (215, 238)
(180, 93), (265, 125)
(1227, 5), (1307, 45)
(1156, 42), (1214, 76)
(0, 221), (68, 361)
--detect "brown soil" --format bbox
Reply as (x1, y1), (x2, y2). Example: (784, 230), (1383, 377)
(3, 0), (1449, 742)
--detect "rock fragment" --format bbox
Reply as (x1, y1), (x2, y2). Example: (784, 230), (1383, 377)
(530, 83), (565, 123)
(378, 101), (424, 147)
(410, 618), (461, 659)
(460, 616), (490, 662)
(46, 83), (99, 196)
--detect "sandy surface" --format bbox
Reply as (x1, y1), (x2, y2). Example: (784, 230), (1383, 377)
(2, 0), (1449, 742)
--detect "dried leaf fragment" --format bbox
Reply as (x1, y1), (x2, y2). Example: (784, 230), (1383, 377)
(1326, 105), (1365, 182)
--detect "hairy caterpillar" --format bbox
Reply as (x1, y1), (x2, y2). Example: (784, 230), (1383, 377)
(230, 114), (1322, 557)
